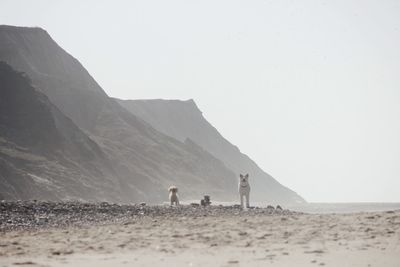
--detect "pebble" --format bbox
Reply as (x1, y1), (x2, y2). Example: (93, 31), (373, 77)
(0, 201), (300, 232)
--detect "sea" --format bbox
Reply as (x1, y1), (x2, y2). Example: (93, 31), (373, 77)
(287, 202), (400, 214)
(183, 200), (400, 214)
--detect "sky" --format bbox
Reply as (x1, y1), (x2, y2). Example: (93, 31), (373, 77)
(1, 0), (400, 202)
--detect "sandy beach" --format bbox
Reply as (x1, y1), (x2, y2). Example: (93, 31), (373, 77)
(0, 202), (399, 267)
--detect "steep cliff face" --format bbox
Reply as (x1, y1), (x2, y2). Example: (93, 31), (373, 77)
(0, 25), (106, 131)
(117, 99), (305, 204)
(0, 62), (124, 201)
(0, 25), (237, 203)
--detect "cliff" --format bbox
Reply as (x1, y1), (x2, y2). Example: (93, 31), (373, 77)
(117, 99), (305, 204)
(0, 25), (237, 203)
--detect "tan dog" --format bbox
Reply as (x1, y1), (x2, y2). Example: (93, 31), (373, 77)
(168, 186), (179, 206)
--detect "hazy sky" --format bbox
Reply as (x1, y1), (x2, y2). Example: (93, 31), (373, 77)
(2, 0), (400, 202)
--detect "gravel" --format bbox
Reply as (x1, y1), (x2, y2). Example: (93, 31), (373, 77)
(0, 200), (300, 232)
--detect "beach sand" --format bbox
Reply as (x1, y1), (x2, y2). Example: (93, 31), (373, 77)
(0, 202), (399, 266)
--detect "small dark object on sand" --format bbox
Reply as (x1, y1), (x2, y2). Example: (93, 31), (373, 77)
(140, 202), (146, 207)
(267, 205), (275, 210)
(191, 203), (200, 207)
(276, 205), (283, 211)
(201, 195), (211, 206)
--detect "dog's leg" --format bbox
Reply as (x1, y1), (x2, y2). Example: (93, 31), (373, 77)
(246, 193), (250, 208)
(176, 199), (179, 206)
(240, 193), (244, 208)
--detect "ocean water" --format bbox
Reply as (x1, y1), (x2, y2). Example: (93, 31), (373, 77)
(183, 200), (400, 214)
(286, 202), (400, 214)
(180, 199), (400, 214)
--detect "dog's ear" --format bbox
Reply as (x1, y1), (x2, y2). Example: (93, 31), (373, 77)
(245, 174), (249, 178)
(240, 174), (243, 178)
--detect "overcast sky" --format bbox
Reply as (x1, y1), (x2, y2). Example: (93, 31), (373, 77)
(2, 0), (400, 202)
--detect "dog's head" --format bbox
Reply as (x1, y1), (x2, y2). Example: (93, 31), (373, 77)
(169, 186), (178, 194)
(239, 174), (249, 186)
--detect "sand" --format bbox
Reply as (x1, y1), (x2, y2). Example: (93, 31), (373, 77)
(0, 203), (399, 267)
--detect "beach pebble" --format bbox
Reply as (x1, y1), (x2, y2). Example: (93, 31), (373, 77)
(0, 201), (301, 231)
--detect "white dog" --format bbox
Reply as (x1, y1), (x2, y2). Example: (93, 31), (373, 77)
(168, 186), (179, 206)
(239, 174), (250, 208)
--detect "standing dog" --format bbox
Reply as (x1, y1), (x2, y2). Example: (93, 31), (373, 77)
(168, 186), (179, 206)
(239, 174), (250, 208)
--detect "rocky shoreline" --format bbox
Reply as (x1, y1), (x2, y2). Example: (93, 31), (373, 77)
(0, 201), (298, 232)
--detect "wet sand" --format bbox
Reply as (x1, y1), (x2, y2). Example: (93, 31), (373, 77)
(0, 202), (399, 266)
